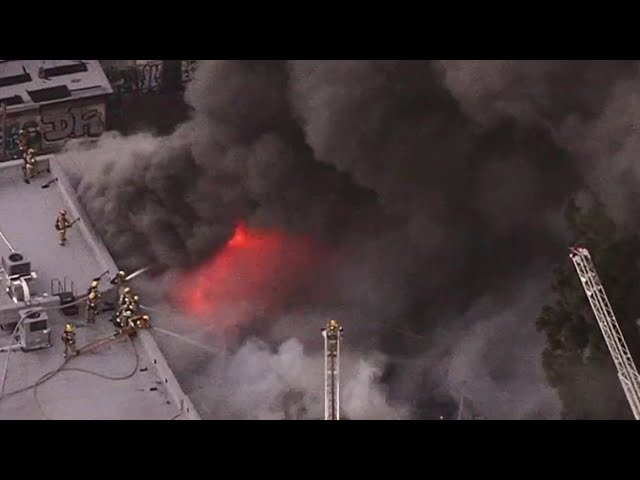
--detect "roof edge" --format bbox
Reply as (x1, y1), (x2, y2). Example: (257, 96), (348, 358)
(50, 159), (201, 420)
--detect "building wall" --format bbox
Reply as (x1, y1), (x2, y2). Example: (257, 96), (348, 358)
(101, 60), (199, 95)
(0, 97), (107, 160)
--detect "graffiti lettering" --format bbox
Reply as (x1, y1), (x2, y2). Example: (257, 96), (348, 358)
(41, 106), (105, 143)
(80, 109), (104, 137)
(1, 118), (41, 159)
(181, 60), (198, 83)
(42, 111), (73, 142)
(4, 122), (22, 153)
(138, 61), (163, 92)
(0, 103), (105, 161)
(106, 62), (164, 95)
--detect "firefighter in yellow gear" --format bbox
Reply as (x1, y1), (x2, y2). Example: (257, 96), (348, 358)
(18, 129), (29, 153)
(62, 323), (78, 358)
(110, 270), (127, 295)
(129, 295), (140, 314)
(55, 210), (74, 246)
(327, 319), (342, 333)
(112, 286), (132, 325)
(115, 307), (133, 330)
(86, 290), (100, 324)
(87, 279), (100, 295)
(118, 287), (132, 308)
(135, 314), (150, 329)
(22, 148), (37, 184)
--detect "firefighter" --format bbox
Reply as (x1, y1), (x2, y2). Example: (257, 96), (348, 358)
(17, 129), (29, 153)
(129, 294), (140, 314)
(54, 210), (74, 246)
(87, 279), (100, 295)
(22, 149), (37, 184)
(115, 307), (133, 330)
(86, 289), (100, 324)
(110, 270), (127, 295)
(61, 323), (78, 358)
(112, 286), (131, 325)
(118, 287), (133, 309)
(134, 314), (150, 329)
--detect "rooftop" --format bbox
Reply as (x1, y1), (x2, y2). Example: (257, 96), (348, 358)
(0, 158), (198, 419)
(0, 60), (113, 113)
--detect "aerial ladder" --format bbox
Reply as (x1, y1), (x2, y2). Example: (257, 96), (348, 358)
(322, 319), (343, 420)
(569, 246), (640, 419)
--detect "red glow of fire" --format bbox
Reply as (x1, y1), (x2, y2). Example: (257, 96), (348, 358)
(173, 223), (319, 329)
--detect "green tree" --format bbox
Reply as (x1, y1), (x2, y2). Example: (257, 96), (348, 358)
(537, 197), (640, 419)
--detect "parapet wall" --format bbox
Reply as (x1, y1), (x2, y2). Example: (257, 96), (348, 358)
(0, 156), (51, 183)
(49, 162), (116, 273)
(49, 159), (201, 420)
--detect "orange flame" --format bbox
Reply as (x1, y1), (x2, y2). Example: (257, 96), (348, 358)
(173, 222), (318, 330)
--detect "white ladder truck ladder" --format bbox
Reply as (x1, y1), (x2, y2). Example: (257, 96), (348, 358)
(569, 246), (640, 419)
(322, 319), (343, 420)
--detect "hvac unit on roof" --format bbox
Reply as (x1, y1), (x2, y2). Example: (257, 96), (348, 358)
(17, 308), (52, 351)
(2, 252), (31, 278)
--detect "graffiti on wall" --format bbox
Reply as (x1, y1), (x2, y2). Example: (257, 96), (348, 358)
(1, 115), (42, 155)
(0, 102), (105, 160)
(41, 104), (105, 142)
(105, 61), (164, 94)
(103, 61), (198, 96)
(181, 60), (198, 83)
(137, 61), (163, 93)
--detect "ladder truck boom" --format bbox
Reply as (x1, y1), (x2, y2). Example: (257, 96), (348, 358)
(322, 319), (343, 420)
(569, 246), (640, 419)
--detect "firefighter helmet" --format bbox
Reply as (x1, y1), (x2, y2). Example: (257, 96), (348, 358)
(118, 270), (126, 278)
(133, 295), (139, 302)
(59, 209), (67, 216)
(124, 287), (131, 294)
(90, 280), (98, 289)
(64, 323), (73, 333)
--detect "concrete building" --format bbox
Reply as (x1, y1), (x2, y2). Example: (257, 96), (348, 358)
(0, 60), (112, 161)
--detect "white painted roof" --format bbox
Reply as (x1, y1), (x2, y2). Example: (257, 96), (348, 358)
(0, 158), (197, 419)
(0, 60), (113, 113)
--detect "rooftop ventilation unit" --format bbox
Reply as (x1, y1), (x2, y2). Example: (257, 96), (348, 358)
(2, 252), (31, 278)
(27, 85), (71, 103)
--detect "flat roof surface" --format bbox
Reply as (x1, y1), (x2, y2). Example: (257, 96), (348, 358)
(0, 60), (112, 113)
(0, 161), (189, 419)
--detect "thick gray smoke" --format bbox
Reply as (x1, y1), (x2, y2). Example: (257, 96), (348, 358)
(60, 60), (640, 419)
(173, 336), (406, 420)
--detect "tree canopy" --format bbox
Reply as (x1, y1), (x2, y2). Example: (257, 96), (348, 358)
(537, 197), (640, 419)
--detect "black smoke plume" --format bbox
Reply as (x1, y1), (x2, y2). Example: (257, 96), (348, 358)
(62, 60), (640, 419)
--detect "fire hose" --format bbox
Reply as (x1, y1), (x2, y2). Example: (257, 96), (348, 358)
(0, 266), (152, 395)
(77, 331), (122, 354)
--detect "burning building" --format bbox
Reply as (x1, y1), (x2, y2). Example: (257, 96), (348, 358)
(60, 60), (638, 419)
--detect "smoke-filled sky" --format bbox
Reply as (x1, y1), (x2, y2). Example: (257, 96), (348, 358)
(60, 60), (640, 419)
